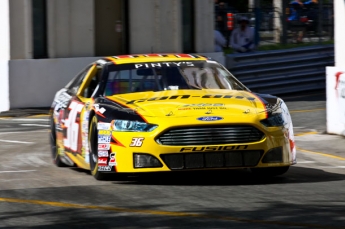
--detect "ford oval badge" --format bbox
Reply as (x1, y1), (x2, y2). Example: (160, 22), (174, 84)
(197, 116), (223, 121)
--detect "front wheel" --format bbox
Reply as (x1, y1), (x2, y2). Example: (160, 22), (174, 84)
(250, 166), (290, 177)
(89, 116), (109, 180)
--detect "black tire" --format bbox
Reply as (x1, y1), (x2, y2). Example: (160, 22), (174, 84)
(250, 166), (290, 177)
(89, 116), (109, 180)
(50, 116), (67, 167)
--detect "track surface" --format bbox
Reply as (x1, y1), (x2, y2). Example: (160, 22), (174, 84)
(0, 98), (345, 229)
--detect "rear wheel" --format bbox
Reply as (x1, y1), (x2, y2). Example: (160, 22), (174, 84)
(89, 116), (109, 180)
(250, 166), (290, 177)
(50, 116), (66, 167)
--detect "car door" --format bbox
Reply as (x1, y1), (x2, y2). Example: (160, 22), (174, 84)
(73, 64), (104, 164)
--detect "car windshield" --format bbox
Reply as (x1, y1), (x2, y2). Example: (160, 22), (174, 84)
(104, 60), (248, 96)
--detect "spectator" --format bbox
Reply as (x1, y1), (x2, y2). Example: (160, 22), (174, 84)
(214, 29), (226, 52)
(230, 16), (255, 53)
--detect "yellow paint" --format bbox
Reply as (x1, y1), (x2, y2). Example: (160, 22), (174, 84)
(27, 114), (50, 118)
(0, 197), (334, 229)
(297, 147), (345, 161)
(295, 132), (318, 137)
(99, 130), (111, 135)
(65, 152), (90, 170)
(290, 108), (325, 113)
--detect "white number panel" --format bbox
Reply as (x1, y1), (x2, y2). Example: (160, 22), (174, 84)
(64, 101), (84, 152)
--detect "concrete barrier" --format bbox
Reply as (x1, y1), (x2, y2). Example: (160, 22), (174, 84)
(7, 52), (225, 110)
(9, 57), (98, 109)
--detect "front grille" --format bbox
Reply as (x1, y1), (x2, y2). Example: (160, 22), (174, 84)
(156, 125), (265, 146)
(161, 151), (263, 170)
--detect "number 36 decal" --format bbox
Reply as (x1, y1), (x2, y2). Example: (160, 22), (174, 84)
(64, 101), (84, 152)
(130, 137), (144, 147)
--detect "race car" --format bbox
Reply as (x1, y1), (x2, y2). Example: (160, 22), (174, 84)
(49, 54), (296, 180)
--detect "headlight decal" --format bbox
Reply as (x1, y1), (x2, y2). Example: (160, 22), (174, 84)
(111, 120), (158, 132)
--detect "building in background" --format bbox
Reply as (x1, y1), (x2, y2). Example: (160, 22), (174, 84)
(0, 0), (216, 112)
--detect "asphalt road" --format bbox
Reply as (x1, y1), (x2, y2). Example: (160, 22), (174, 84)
(0, 98), (344, 229)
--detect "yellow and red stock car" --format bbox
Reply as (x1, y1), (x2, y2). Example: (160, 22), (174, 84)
(50, 54), (296, 180)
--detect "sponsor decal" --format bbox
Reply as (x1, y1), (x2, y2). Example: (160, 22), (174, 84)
(98, 135), (111, 143)
(126, 95), (256, 104)
(54, 90), (72, 112)
(179, 103), (227, 110)
(98, 151), (109, 157)
(197, 116), (223, 121)
(99, 130), (111, 136)
(98, 123), (111, 130)
(108, 153), (117, 166)
(94, 104), (106, 114)
(180, 145), (249, 152)
(98, 158), (108, 166)
(182, 103), (224, 107)
(130, 137), (145, 147)
(98, 166), (112, 172)
(135, 62), (195, 69)
(98, 144), (110, 150)
(82, 123), (88, 132)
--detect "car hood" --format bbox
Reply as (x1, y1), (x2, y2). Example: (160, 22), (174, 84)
(106, 90), (267, 118)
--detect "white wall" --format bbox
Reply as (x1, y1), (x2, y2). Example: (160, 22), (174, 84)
(0, 0), (10, 112)
(334, 0), (345, 67)
(326, 0), (345, 136)
(326, 67), (345, 136)
(9, 57), (98, 109)
(47, 0), (95, 58)
(129, 0), (182, 54)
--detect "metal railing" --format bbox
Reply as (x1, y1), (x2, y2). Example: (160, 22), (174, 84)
(226, 45), (334, 96)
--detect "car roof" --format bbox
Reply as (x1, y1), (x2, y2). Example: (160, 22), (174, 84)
(95, 53), (209, 65)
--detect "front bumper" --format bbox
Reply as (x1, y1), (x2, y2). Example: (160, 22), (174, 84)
(106, 124), (294, 173)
